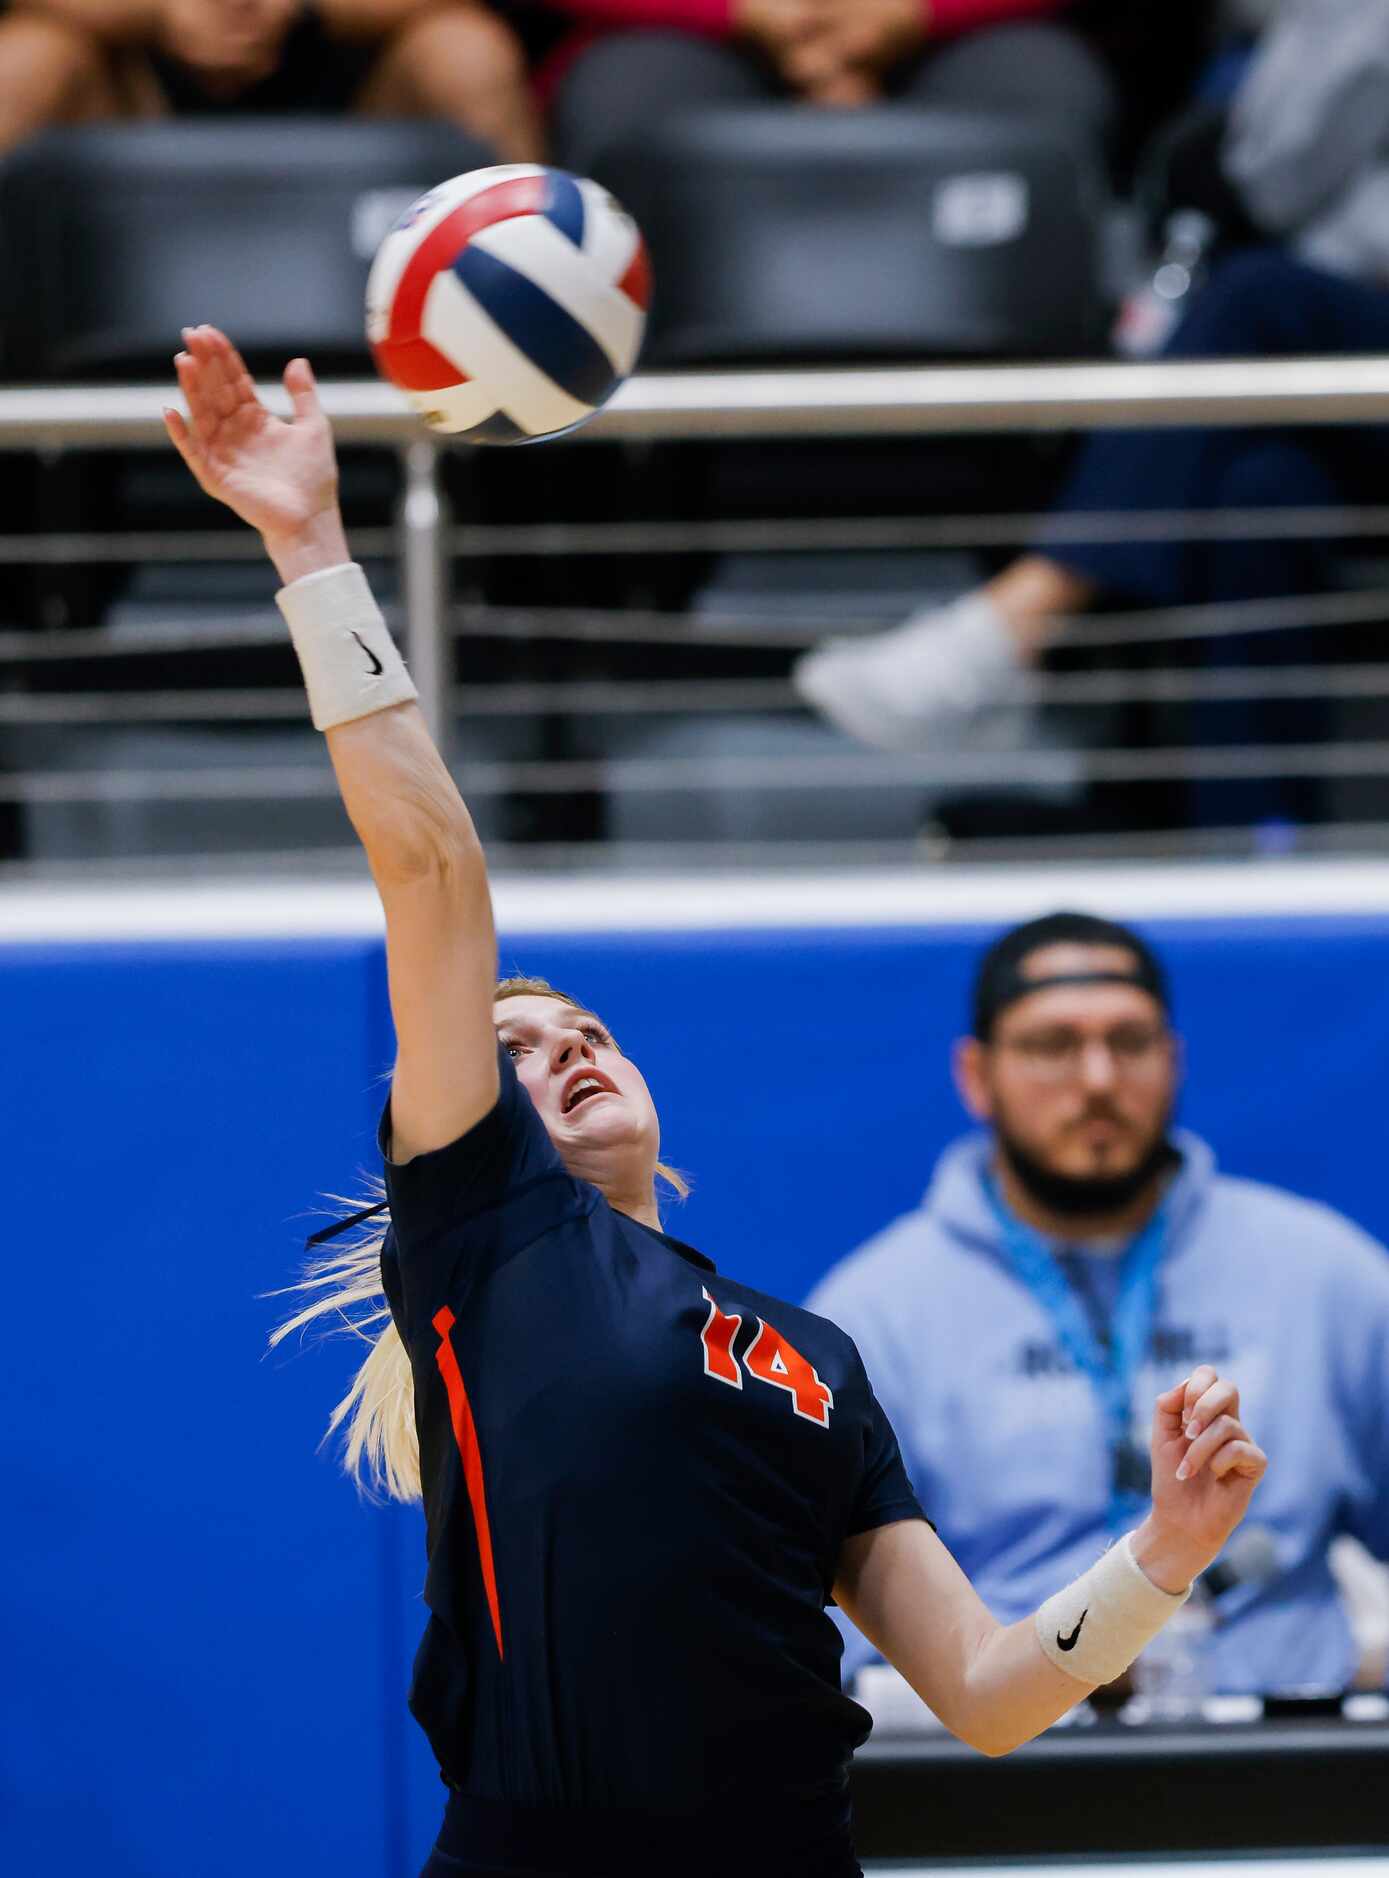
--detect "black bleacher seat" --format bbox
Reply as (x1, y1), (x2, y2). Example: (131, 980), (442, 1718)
(0, 117), (493, 380)
(588, 107), (1110, 847)
(597, 106), (1109, 366)
(0, 117), (495, 644)
(0, 150), (15, 383)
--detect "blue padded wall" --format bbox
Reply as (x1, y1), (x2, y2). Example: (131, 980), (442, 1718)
(500, 917), (1389, 1307)
(8, 911), (1389, 1878)
(4, 938), (405, 1878)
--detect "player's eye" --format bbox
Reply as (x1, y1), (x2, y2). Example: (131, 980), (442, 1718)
(582, 1024), (611, 1046)
(500, 1039), (524, 1058)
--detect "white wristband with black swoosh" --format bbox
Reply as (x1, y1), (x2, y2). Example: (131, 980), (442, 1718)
(1035, 1531), (1192, 1686)
(276, 562), (418, 731)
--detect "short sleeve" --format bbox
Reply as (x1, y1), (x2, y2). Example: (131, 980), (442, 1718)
(849, 1372), (927, 1539)
(380, 1045), (560, 1234)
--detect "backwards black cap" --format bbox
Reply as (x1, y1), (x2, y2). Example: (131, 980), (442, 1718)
(972, 911), (1170, 1041)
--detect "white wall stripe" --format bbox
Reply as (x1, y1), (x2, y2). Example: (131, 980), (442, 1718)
(8, 859), (1389, 944)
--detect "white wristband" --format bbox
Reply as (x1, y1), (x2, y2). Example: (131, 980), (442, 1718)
(1035, 1532), (1192, 1686)
(275, 562), (418, 731)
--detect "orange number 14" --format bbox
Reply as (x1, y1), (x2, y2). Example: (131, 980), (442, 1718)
(701, 1287), (834, 1428)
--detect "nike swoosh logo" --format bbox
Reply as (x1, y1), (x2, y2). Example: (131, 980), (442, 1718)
(1057, 1610), (1088, 1652)
(351, 630), (384, 677)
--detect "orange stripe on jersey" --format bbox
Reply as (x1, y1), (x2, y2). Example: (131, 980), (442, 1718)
(432, 1307), (504, 1660)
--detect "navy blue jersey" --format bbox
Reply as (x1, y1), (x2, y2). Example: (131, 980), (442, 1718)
(380, 1046), (924, 1874)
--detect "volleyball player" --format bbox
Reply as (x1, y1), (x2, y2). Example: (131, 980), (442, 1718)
(164, 325), (1269, 1878)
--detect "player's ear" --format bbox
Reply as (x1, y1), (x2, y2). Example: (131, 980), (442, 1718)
(952, 1036), (993, 1123)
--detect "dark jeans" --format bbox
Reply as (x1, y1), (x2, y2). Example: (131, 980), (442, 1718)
(548, 22), (1118, 180)
(1041, 249), (1389, 825)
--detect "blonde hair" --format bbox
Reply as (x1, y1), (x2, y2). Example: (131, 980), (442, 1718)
(269, 974), (688, 1503)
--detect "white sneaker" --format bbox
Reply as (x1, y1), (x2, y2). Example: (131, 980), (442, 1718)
(792, 591), (1036, 753)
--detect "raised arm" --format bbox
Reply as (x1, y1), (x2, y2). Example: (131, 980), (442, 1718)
(835, 1367), (1267, 1756)
(164, 325), (498, 1162)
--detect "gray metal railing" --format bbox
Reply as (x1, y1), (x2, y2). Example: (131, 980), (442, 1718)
(5, 356), (1389, 843)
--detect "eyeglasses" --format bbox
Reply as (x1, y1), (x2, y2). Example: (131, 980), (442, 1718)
(993, 1024), (1171, 1082)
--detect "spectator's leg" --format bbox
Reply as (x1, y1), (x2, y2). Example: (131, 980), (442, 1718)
(894, 21), (1120, 163)
(0, 13), (133, 154)
(356, 3), (544, 163)
(1181, 433), (1341, 828)
(547, 31), (777, 183)
(1045, 252), (1389, 606)
(1028, 255), (1389, 827)
(793, 252), (1389, 759)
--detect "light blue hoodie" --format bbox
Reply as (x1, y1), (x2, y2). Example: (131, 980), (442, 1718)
(806, 1130), (1389, 1694)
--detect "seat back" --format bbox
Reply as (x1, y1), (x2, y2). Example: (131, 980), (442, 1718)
(0, 119), (493, 379)
(599, 107), (1107, 365)
(0, 152), (14, 380)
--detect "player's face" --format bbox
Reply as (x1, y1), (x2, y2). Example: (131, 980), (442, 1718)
(494, 995), (661, 1189)
(957, 943), (1179, 1188)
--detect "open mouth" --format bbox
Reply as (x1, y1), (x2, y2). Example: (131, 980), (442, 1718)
(563, 1075), (614, 1115)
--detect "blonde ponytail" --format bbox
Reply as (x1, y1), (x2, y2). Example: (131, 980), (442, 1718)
(277, 975), (690, 1503)
(268, 1186), (422, 1504)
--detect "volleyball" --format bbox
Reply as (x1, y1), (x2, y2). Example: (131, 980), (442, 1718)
(365, 164), (651, 444)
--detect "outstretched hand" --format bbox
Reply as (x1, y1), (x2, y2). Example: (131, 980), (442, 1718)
(163, 325), (340, 550)
(1148, 1366), (1267, 1574)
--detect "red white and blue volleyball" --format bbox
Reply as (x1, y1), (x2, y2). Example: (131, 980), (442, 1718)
(366, 164), (651, 443)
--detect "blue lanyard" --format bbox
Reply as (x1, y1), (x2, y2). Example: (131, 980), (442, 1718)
(987, 1177), (1167, 1533)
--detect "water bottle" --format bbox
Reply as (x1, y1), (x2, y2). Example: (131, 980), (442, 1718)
(1126, 1581), (1214, 1721)
(1113, 210), (1217, 358)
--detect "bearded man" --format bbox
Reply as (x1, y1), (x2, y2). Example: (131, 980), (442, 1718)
(809, 910), (1389, 1699)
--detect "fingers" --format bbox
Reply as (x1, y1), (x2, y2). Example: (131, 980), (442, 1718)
(1182, 1365), (1220, 1424)
(1187, 1379), (1238, 1437)
(1155, 1366), (1265, 1492)
(1177, 1411), (1244, 1480)
(161, 404), (204, 484)
(184, 324), (244, 420)
(174, 334), (234, 440)
(176, 324), (262, 434)
(206, 324), (260, 413)
(283, 355), (322, 425)
(1153, 1376), (1188, 1438)
(181, 326), (229, 419)
(173, 350), (213, 441)
(1186, 1382), (1238, 1449)
(1156, 1369), (1247, 1463)
(1209, 1439), (1268, 1482)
